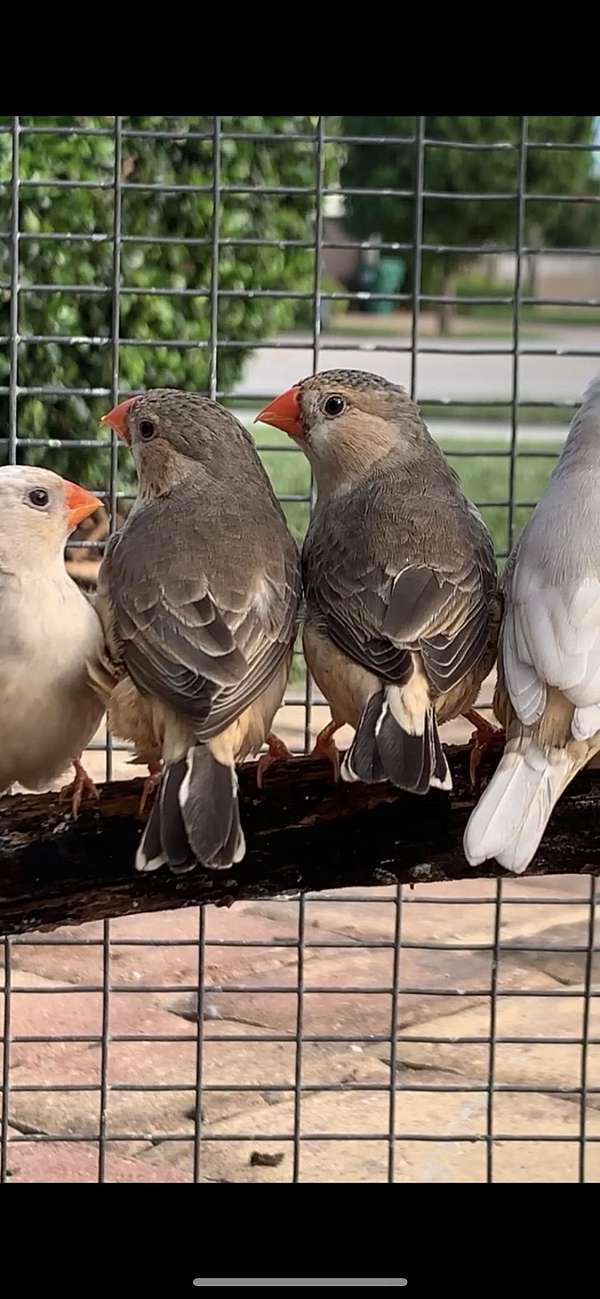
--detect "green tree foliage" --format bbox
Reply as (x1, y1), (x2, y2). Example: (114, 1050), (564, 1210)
(0, 116), (333, 485)
(341, 116), (598, 326)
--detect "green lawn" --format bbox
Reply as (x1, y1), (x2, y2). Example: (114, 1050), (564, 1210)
(456, 303), (600, 329)
(420, 404), (570, 427)
(321, 302), (600, 341)
(328, 318), (549, 342)
(441, 438), (562, 559)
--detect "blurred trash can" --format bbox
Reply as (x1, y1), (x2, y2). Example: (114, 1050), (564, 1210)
(357, 256), (405, 313)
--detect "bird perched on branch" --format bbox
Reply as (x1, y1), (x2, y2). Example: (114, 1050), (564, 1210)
(465, 373), (600, 874)
(257, 370), (500, 794)
(0, 465), (103, 812)
(94, 390), (301, 874)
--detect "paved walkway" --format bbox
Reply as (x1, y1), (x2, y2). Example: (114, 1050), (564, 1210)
(238, 325), (600, 407)
(4, 872), (596, 1183)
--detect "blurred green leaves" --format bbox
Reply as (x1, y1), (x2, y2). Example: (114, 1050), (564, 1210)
(0, 116), (338, 487)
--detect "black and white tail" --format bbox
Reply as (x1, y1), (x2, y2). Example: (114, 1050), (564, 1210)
(342, 686), (451, 794)
(136, 744), (245, 873)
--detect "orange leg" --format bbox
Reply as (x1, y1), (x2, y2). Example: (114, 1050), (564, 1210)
(139, 760), (163, 816)
(256, 733), (294, 790)
(59, 757), (99, 819)
(463, 709), (505, 786)
(310, 718), (341, 782)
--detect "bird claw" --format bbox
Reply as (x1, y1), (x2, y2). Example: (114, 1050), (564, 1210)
(464, 711), (505, 787)
(256, 734), (293, 790)
(139, 762), (162, 816)
(59, 759), (99, 819)
(310, 720), (341, 782)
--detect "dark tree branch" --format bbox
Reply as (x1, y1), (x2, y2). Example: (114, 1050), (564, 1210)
(1, 746), (600, 937)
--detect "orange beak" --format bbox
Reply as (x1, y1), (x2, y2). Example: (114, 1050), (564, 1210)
(101, 396), (138, 443)
(255, 385), (303, 439)
(64, 480), (101, 531)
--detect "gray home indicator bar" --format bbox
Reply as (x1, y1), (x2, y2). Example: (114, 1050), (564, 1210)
(193, 1282), (408, 1288)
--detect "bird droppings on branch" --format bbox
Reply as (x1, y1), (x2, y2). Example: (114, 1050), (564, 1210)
(1, 744), (600, 939)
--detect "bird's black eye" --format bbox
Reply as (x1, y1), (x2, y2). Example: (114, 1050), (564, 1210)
(323, 394), (345, 418)
(28, 488), (49, 509)
(138, 419), (156, 441)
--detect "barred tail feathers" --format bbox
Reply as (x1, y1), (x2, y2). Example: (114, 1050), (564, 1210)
(342, 679), (451, 794)
(136, 743), (245, 873)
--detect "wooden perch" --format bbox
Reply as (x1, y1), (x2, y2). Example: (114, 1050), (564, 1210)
(1, 746), (600, 938)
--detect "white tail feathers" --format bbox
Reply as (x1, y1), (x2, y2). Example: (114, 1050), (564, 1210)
(463, 738), (575, 875)
(572, 703), (600, 741)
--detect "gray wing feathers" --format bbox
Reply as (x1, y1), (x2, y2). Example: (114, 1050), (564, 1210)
(104, 500), (300, 735)
(324, 579), (411, 684)
(385, 565), (452, 641)
(306, 495), (496, 695)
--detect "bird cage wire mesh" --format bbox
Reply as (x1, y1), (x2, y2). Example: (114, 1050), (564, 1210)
(0, 114), (599, 1185)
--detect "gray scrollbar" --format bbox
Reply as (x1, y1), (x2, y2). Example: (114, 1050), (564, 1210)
(193, 1281), (408, 1288)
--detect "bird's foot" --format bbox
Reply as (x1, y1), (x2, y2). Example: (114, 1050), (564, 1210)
(309, 720), (341, 782)
(139, 761), (163, 816)
(256, 733), (294, 790)
(60, 758), (99, 819)
(463, 710), (505, 787)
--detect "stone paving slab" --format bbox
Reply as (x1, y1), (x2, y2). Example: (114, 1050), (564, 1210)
(379, 991), (600, 1096)
(503, 917), (600, 987)
(3, 849), (599, 1181)
(8, 904), (345, 990)
(6, 1022), (393, 1142)
(166, 944), (560, 1039)
(10, 894), (396, 993)
(2, 969), (197, 1046)
(3, 1132), (188, 1183)
(138, 1075), (600, 1184)
(267, 882), (592, 952)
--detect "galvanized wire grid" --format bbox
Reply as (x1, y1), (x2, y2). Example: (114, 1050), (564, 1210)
(0, 115), (599, 1184)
